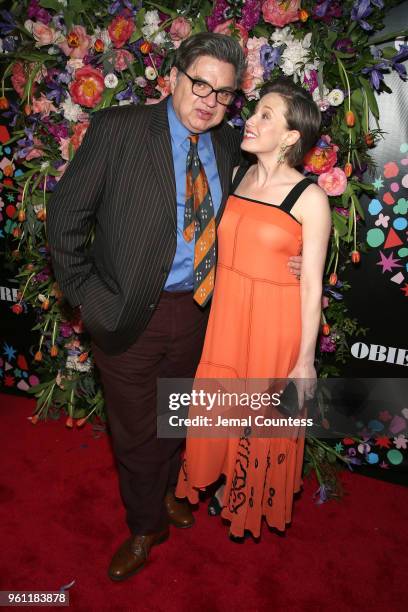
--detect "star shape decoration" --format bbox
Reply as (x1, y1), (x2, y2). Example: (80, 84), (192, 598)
(372, 176), (384, 190)
(376, 251), (403, 273)
(334, 442), (344, 453)
(400, 283), (408, 296)
(379, 461), (389, 469)
(2, 342), (17, 361)
(375, 435), (392, 449)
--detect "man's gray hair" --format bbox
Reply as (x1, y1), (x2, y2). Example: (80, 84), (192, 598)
(174, 32), (246, 87)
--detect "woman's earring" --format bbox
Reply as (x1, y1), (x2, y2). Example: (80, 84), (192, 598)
(277, 143), (287, 165)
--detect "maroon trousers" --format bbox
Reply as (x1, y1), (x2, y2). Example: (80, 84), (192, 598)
(92, 291), (209, 535)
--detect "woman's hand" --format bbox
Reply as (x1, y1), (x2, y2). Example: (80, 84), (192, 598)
(287, 362), (317, 410)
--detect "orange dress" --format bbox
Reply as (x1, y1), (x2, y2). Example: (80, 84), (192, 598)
(176, 172), (312, 538)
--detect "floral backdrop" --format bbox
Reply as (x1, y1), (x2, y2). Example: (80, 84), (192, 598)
(0, 0), (407, 493)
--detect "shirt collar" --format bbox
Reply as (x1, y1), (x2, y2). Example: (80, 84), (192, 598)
(167, 96), (211, 150)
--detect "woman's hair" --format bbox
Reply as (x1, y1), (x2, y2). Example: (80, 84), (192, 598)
(174, 32), (246, 87)
(260, 77), (321, 167)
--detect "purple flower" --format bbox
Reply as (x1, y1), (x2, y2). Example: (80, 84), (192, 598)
(303, 70), (319, 94)
(239, 0), (261, 31)
(42, 119), (69, 141)
(60, 322), (74, 338)
(260, 45), (282, 80)
(320, 335), (337, 353)
(392, 44), (408, 79)
(335, 38), (355, 54)
(312, 0), (342, 22)
(1, 100), (20, 127)
(27, 0), (52, 25)
(207, 0), (229, 31)
(116, 83), (139, 105)
(0, 10), (16, 35)
(351, 0), (383, 30)
(362, 62), (388, 90)
(108, 0), (136, 15)
(2, 35), (17, 52)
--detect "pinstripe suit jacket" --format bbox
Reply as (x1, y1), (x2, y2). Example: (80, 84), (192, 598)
(47, 98), (242, 355)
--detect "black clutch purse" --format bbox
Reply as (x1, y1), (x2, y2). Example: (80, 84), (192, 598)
(278, 381), (300, 417)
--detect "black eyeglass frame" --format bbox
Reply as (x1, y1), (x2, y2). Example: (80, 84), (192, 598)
(178, 67), (236, 107)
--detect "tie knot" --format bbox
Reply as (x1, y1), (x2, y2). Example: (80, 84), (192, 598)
(188, 134), (199, 146)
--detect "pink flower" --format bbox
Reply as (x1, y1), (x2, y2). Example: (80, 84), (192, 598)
(241, 36), (267, 99)
(26, 148), (44, 161)
(59, 25), (91, 59)
(31, 93), (58, 117)
(11, 62), (28, 97)
(213, 19), (249, 49)
(31, 21), (58, 46)
(59, 137), (71, 161)
(318, 167), (348, 196)
(69, 66), (105, 108)
(169, 17), (192, 48)
(322, 296), (330, 309)
(108, 14), (135, 49)
(70, 121), (89, 151)
(114, 49), (134, 71)
(262, 0), (300, 27)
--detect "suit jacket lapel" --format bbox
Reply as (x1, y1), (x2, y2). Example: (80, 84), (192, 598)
(211, 128), (233, 224)
(147, 99), (177, 228)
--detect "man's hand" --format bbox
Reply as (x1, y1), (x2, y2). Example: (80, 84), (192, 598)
(288, 255), (302, 279)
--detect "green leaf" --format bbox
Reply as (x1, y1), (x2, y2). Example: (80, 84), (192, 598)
(136, 8), (146, 29)
(332, 211), (348, 237)
(143, 2), (177, 18)
(129, 27), (143, 43)
(39, 0), (62, 10)
(358, 76), (379, 120)
(369, 29), (408, 45)
(351, 191), (365, 221)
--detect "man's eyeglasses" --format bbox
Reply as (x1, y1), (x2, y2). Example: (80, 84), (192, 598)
(179, 68), (236, 107)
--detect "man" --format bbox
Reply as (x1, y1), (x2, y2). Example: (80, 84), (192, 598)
(47, 32), (300, 581)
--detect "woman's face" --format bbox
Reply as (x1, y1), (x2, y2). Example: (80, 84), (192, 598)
(241, 92), (296, 156)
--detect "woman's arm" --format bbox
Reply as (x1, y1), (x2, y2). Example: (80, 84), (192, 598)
(289, 185), (332, 401)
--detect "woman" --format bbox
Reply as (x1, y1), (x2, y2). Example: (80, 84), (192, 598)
(176, 77), (331, 538)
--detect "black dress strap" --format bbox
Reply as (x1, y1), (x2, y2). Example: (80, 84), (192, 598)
(280, 178), (314, 214)
(231, 162), (250, 193)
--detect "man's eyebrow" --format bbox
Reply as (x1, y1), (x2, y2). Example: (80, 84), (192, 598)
(192, 75), (235, 92)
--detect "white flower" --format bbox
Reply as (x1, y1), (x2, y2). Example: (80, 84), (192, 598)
(327, 88), (345, 106)
(270, 26), (293, 47)
(40, 161), (50, 171)
(280, 34), (318, 81)
(313, 85), (331, 110)
(142, 23), (167, 46)
(144, 10), (160, 27)
(145, 66), (157, 81)
(91, 27), (112, 49)
(119, 100), (132, 106)
(66, 58), (84, 73)
(57, 0), (67, 6)
(104, 73), (118, 89)
(24, 19), (34, 33)
(60, 95), (86, 122)
(135, 76), (147, 88)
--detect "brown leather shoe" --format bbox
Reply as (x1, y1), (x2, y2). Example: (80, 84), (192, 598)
(164, 491), (194, 529)
(108, 528), (169, 581)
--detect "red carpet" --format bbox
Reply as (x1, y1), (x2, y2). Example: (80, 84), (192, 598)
(0, 393), (407, 612)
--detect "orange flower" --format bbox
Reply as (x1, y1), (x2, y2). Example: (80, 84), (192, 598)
(344, 162), (353, 177)
(322, 323), (331, 336)
(94, 38), (104, 53)
(34, 350), (43, 362)
(140, 41), (152, 54)
(65, 416), (74, 428)
(78, 352), (89, 363)
(50, 345), (58, 357)
(329, 272), (338, 286)
(345, 110), (355, 127)
(0, 96), (9, 109)
(299, 9), (309, 21)
(351, 251), (360, 264)
(18, 209), (26, 222)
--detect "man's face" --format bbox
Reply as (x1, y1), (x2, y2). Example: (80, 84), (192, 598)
(170, 55), (236, 133)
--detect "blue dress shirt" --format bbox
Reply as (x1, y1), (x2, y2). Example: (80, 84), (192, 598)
(164, 97), (222, 291)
